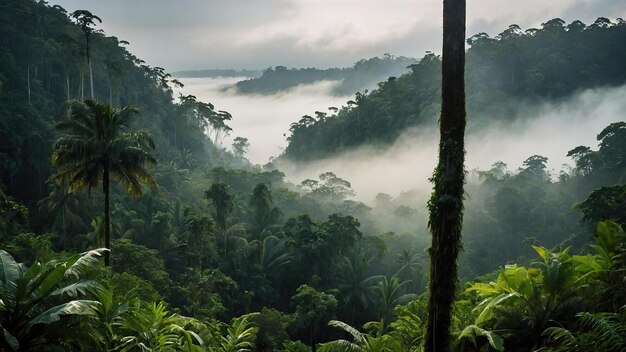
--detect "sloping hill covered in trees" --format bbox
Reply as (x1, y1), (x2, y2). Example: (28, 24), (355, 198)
(0, 0), (235, 204)
(233, 54), (417, 96)
(283, 18), (626, 161)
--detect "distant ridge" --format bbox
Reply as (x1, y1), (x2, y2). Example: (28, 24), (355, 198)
(173, 69), (262, 78)
(233, 54), (418, 96)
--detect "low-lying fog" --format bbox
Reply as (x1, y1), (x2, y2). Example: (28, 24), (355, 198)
(176, 77), (350, 163)
(178, 77), (626, 204)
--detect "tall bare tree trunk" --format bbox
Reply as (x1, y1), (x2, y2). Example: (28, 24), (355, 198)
(27, 66), (31, 104)
(424, 0), (466, 351)
(103, 160), (111, 267)
(89, 58), (95, 99)
(108, 71), (113, 106)
(66, 74), (71, 100)
(80, 65), (84, 101)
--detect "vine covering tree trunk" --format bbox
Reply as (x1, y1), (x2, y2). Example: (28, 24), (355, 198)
(424, 0), (466, 351)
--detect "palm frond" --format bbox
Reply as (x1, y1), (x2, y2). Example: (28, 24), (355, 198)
(577, 312), (626, 351)
(542, 326), (576, 348)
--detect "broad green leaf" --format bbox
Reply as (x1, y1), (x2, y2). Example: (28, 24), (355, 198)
(466, 282), (500, 295)
(459, 325), (505, 351)
(0, 250), (22, 299)
(572, 254), (603, 272)
(3, 328), (19, 351)
(29, 300), (98, 326)
(475, 292), (520, 325)
(532, 245), (550, 261)
(51, 280), (100, 298)
(65, 248), (106, 279)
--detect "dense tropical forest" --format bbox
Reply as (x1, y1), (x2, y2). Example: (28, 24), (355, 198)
(1, 0), (625, 351)
(282, 18), (626, 161)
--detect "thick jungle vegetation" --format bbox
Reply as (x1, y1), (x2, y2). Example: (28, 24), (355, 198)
(1, 0), (625, 351)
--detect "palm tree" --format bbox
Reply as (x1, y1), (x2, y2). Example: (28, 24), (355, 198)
(374, 277), (418, 323)
(424, 0), (466, 350)
(338, 247), (382, 323)
(52, 99), (157, 266)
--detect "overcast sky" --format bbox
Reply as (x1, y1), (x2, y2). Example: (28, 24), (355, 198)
(48, 0), (626, 71)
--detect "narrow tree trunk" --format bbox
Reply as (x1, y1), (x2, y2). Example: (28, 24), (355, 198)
(103, 160), (111, 267)
(89, 58), (95, 99)
(108, 72), (113, 106)
(80, 65), (84, 101)
(27, 66), (31, 104)
(424, 0), (466, 351)
(310, 327), (316, 352)
(66, 74), (71, 100)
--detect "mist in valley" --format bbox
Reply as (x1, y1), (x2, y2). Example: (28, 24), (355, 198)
(176, 77), (352, 163)
(179, 76), (626, 207)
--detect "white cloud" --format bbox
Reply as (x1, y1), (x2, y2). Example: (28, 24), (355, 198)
(48, 0), (625, 70)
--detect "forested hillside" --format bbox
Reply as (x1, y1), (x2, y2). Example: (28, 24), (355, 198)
(283, 18), (626, 161)
(234, 54), (417, 96)
(0, 0), (242, 205)
(173, 69), (262, 79)
(1, 1), (626, 351)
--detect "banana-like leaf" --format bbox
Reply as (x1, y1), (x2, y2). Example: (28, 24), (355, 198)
(29, 300), (99, 326)
(459, 324), (504, 351)
(474, 292), (520, 325)
(51, 280), (101, 298)
(0, 250), (23, 300)
(65, 248), (106, 279)
(328, 320), (367, 345)
(3, 328), (19, 351)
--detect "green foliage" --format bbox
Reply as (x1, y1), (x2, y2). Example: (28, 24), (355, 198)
(292, 284), (338, 348)
(4, 232), (55, 264)
(116, 302), (204, 351)
(388, 300), (424, 351)
(251, 307), (292, 351)
(462, 221), (626, 351)
(217, 315), (259, 352)
(457, 325), (504, 351)
(0, 248), (105, 350)
(112, 239), (171, 290)
(319, 320), (401, 352)
(576, 184), (626, 228)
(205, 183), (235, 233)
(0, 189), (29, 237)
